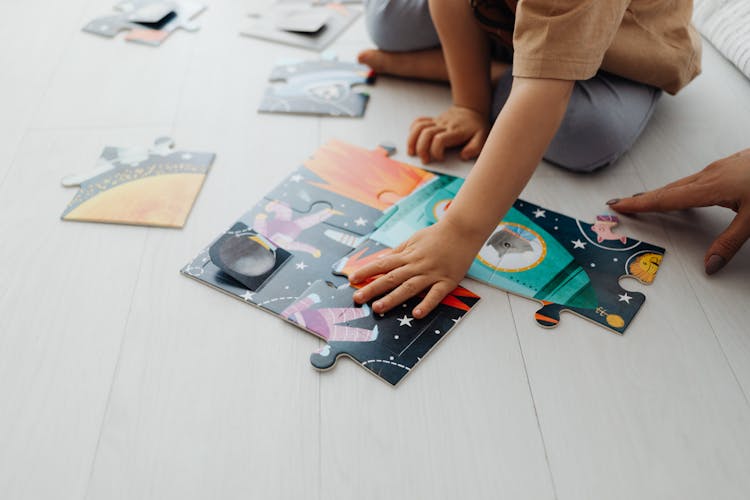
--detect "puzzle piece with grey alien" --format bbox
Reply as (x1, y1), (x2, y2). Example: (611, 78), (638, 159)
(181, 140), (665, 385)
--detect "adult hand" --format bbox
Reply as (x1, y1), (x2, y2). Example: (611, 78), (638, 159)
(407, 105), (489, 164)
(608, 149), (750, 274)
(348, 219), (482, 319)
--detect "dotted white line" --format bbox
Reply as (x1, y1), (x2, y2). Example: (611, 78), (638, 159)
(361, 359), (411, 371)
(257, 296), (299, 306)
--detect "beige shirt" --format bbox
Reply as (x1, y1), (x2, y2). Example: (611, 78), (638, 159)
(473, 0), (702, 94)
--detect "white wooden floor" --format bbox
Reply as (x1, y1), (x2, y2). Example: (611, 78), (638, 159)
(2, 1), (750, 499)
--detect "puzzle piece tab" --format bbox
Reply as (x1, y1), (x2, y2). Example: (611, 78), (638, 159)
(282, 279), (479, 386)
(83, 0), (205, 46)
(61, 136), (214, 228)
(259, 60), (375, 117)
(242, 2), (361, 52)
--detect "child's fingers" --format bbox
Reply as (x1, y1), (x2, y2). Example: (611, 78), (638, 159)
(430, 131), (452, 161)
(413, 281), (453, 319)
(353, 266), (415, 305)
(460, 129), (486, 160)
(408, 118), (435, 155)
(372, 276), (430, 314)
(416, 125), (446, 164)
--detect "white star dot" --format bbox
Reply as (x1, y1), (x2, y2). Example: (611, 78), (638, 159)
(434, 330), (441, 334)
(613, 258), (618, 262)
(572, 239), (586, 249)
(618, 293), (632, 304)
(295, 261), (308, 270)
(533, 209), (546, 218)
(590, 263), (596, 267)
(389, 356), (394, 360)
(394, 335), (399, 339)
(397, 315), (413, 327)
(354, 217), (368, 227)
(290, 174), (303, 183)
(241, 291), (254, 301)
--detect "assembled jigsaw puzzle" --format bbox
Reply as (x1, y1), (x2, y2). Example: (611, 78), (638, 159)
(61, 137), (214, 228)
(83, 0), (205, 46)
(241, 2), (361, 51)
(181, 140), (478, 386)
(259, 60), (375, 117)
(335, 174), (666, 334)
(182, 140), (666, 385)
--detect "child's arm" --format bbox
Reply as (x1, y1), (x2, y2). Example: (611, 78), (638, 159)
(350, 76), (573, 318)
(407, 0), (493, 164)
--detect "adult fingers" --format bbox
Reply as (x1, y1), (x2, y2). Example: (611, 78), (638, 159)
(704, 208), (750, 275)
(416, 125), (445, 164)
(460, 129), (487, 160)
(407, 118), (434, 156)
(413, 282), (453, 319)
(609, 183), (714, 214)
(372, 276), (431, 314)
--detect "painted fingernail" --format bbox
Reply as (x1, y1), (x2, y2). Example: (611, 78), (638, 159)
(606, 198), (620, 205)
(632, 192), (644, 197)
(705, 254), (726, 275)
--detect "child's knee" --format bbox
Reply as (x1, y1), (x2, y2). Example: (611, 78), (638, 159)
(364, 0), (439, 51)
(545, 77), (660, 173)
(545, 112), (635, 172)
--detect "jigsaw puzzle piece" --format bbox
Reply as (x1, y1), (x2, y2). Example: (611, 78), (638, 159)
(282, 279), (479, 386)
(208, 222), (292, 291)
(263, 140), (435, 236)
(241, 2), (361, 52)
(359, 174), (665, 334)
(83, 0), (205, 46)
(181, 197), (360, 314)
(259, 60), (375, 117)
(61, 137), (214, 228)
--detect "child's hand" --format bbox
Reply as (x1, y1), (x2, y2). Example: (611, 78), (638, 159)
(407, 105), (489, 164)
(348, 219), (482, 319)
(609, 148), (750, 275)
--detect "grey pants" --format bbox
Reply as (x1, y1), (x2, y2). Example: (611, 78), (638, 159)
(364, 0), (661, 172)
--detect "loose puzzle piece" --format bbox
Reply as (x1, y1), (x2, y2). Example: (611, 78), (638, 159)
(259, 60), (375, 117)
(61, 136), (214, 228)
(282, 278), (479, 386)
(83, 0), (205, 46)
(339, 174), (665, 334)
(241, 2), (361, 51)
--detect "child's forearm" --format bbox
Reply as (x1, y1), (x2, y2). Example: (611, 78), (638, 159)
(429, 0), (492, 117)
(442, 77), (575, 246)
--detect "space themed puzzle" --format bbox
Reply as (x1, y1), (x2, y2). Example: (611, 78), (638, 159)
(259, 59), (375, 117)
(339, 176), (665, 334)
(181, 140), (665, 386)
(181, 140), (479, 386)
(61, 137), (214, 228)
